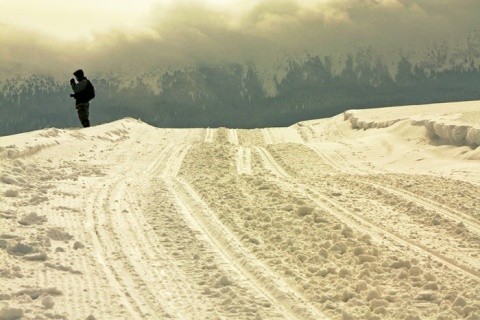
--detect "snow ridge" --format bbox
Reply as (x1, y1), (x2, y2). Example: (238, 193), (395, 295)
(423, 120), (480, 147)
(344, 101), (480, 147)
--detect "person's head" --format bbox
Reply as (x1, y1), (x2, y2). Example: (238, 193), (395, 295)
(73, 69), (84, 80)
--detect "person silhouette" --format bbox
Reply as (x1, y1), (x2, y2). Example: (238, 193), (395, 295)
(70, 69), (95, 127)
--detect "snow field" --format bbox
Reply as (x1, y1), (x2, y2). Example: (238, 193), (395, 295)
(0, 101), (480, 319)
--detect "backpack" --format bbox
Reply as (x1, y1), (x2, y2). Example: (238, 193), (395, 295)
(75, 79), (95, 103)
(84, 80), (95, 102)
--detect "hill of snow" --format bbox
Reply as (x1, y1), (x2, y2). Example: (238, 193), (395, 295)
(1, 101), (479, 319)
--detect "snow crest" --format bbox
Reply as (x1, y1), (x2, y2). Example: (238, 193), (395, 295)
(345, 101), (480, 147)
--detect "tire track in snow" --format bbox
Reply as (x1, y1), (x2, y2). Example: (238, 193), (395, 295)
(236, 146), (253, 175)
(300, 139), (480, 274)
(306, 144), (349, 174)
(204, 128), (215, 143)
(266, 127), (305, 144)
(39, 185), (116, 318)
(144, 143), (175, 176)
(85, 183), (146, 318)
(142, 143), (247, 318)
(163, 144), (190, 176)
(306, 142), (386, 175)
(143, 143), (298, 318)
(109, 180), (197, 318)
(254, 147), (290, 179)
(361, 181), (480, 236)
(115, 144), (212, 318)
(83, 144), (207, 318)
(229, 129), (239, 145)
(255, 146), (480, 282)
(78, 254), (108, 316)
(302, 186), (480, 281)
(349, 179), (480, 273)
(162, 147), (328, 320)
(262, 128), (274, 145)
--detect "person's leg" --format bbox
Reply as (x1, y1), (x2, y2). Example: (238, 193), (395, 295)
(77, 105), (90, 127)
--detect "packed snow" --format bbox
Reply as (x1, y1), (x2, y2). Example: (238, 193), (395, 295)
(1, 100), (480, 320)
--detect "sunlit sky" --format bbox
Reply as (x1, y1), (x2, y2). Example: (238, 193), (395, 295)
(2, 0), (316, 41)
(1, 0), (479, 75)
(1, 0), (258, 40)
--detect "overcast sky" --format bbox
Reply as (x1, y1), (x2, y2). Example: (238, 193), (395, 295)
(1, 0), (479, 77)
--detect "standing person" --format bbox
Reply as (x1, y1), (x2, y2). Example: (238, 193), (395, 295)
(70, 69), (95, 128)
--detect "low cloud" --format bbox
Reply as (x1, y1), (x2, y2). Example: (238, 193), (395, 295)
(1, 0), (480, 76)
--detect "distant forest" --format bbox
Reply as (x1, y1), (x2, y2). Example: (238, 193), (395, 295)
(1, 43), (480, 136)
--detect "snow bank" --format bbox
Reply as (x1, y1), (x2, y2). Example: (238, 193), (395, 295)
(344, 111), (406, 130)
(344, 101), (480, 147)
(423, 120), (480, 146)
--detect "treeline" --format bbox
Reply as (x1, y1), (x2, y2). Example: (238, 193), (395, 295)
(1, 47), (480, 136)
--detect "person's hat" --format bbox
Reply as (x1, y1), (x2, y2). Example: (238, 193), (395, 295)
(73, 69), (84, 78)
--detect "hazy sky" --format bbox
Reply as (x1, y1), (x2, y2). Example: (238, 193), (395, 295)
(1, 0), (479, 76)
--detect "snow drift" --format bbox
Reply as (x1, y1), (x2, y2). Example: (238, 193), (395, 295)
(345, 101), (480, 148)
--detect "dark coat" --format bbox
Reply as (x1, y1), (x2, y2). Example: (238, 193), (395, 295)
(71, 77), (91, 106)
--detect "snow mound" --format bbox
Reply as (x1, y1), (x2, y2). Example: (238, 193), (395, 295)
(344, 100), (480, 147)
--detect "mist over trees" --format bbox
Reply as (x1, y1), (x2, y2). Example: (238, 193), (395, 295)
(1, 40), (480, 136)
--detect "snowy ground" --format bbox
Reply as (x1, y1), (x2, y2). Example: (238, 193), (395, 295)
(1, 100), (480, 320)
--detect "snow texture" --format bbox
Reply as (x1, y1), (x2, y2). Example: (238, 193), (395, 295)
(0, 100), (480, 319)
